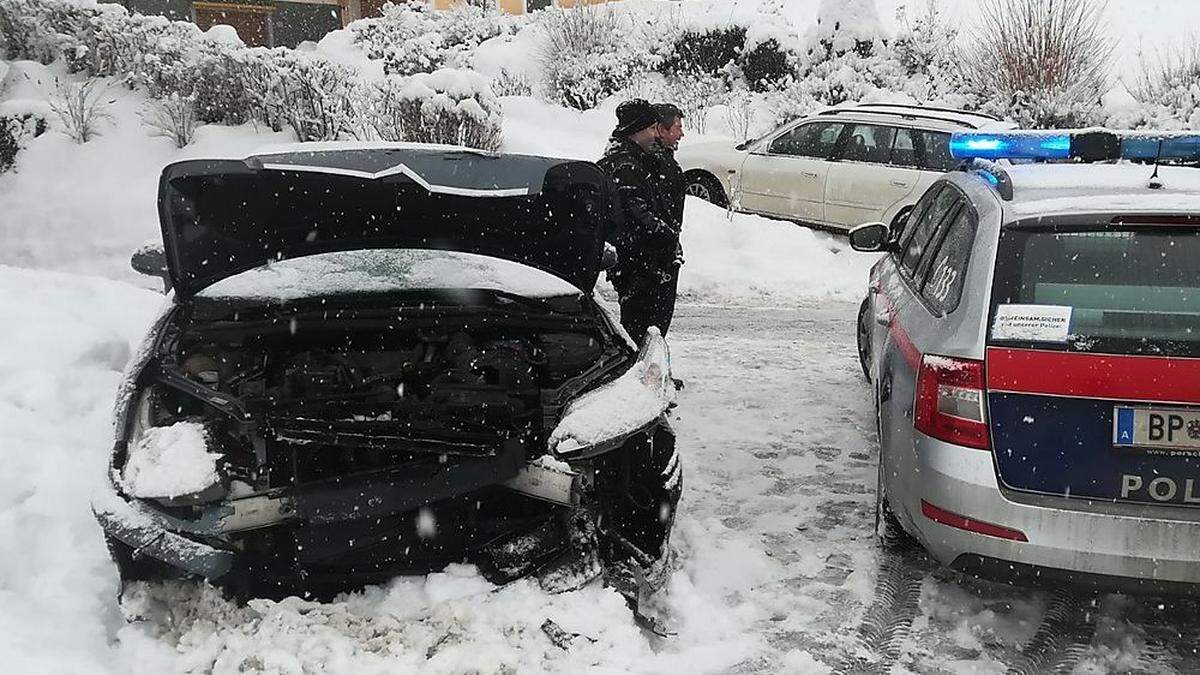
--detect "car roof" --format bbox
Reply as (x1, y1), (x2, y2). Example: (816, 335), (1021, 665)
(814, 104), (1014, 131)
(1000, 164), (1200, 220)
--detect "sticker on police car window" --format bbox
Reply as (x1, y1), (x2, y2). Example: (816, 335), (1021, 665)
(992, 304), (1072, 342)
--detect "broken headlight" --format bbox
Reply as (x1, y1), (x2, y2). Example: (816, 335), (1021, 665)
(549, 328), (674, 460)
(118, 387), (226, 503)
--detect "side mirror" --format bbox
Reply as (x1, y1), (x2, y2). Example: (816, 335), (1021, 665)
(131, 241), (171, 292)
(848, 222), (890, 252)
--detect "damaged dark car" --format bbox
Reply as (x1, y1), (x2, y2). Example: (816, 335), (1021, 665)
(94, 146), (682, 603)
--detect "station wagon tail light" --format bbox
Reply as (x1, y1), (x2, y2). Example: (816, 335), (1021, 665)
(915, 355), (990, 450)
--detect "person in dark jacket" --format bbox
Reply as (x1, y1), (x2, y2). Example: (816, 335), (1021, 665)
(651, 103), (687, 226)
(597, 99), (684, 344)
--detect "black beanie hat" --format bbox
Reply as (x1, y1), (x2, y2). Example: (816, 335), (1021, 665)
(614, 99), (658, 137)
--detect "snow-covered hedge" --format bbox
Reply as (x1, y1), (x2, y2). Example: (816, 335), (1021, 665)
(0, 111), (45, 172)
(351, 2), (526, 76)
(0, 0), (503, 148)
(357, 69), (503, 150)
(535, 5), (672, 111)
(1112, 49), (1200, 130)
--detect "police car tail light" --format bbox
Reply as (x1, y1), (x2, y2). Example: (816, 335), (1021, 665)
(915, 355), (990, 450)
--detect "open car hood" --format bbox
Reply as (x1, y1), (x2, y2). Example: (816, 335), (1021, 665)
(158, 146), (616, 299)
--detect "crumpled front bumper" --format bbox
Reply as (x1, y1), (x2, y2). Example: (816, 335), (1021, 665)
(92, 488), (233, 581)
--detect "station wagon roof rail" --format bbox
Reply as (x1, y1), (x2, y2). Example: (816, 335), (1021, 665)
(854, 102), (1004, 122)
(814, 106), (991, 129)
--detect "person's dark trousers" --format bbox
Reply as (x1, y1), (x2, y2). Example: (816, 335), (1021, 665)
(611, 267), (680, 344)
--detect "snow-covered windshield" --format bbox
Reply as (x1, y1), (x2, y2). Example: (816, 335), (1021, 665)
(197, 249), (580, 301)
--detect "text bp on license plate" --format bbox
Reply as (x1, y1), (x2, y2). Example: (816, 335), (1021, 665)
(1114, 406), (1200, 451)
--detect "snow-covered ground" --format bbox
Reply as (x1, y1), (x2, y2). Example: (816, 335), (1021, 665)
(0, 51), (884, 675)
(8, 270), (1197, 673)
(6, 2), (1200, 672)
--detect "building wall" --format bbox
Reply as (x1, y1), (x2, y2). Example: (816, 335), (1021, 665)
(272, 1), (344, 47)
(193, 1), (274, 45)
(107, 0), (193, 20)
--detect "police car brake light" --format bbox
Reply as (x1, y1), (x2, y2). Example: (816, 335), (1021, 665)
(915, 355), (990, 450)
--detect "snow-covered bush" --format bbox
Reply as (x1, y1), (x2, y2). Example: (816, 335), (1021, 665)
(491, 68), (532, 98)
(142, 92), (197, 148)
(0, 0), (506, 150)
(0, 0), (90, 64)
(660, 26), (746, 81)
(352, 2), (525, 76)
(0, 112), (46, 172)
(962, 0), (1113, 128)
(359, 69), (502, 151)
(263, 52), (359, 142)
(808, 0), (884, 59)
(740, 37), (794, 93)
(891, 1), (970, 106)
(1115, 48), (1200, 130)
(721, 87), (756, 142)
(190, 47), (255, 125)
(49, 78), (110, 143)
(536, 5), (665, 111)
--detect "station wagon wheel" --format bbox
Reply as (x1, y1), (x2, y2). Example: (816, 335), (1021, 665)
(684, 171), (728, 208)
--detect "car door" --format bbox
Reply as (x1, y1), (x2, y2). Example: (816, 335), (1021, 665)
(873, 184), (966, 525)
(824, 124), (924, 230)
(737, 121), (845, 222)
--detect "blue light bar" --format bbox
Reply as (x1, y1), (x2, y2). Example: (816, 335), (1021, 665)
(1121, 135), (1200, 162)
(949, 133), (1072, 161)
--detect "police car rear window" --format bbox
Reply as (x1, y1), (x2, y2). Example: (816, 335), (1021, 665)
(991, 225), (1200, 356)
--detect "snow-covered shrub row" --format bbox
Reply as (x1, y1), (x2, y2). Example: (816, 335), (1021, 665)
(659, 26), (747, 82)
(959, 0), (1112, 128)
(535, 5), (675, 111)
(0, 111), (45, 172)
(0, 0), (503, 148)
(354, 69), (503, 150)
(351, 2), (526, 77)
(1112, 48), (1200, 130)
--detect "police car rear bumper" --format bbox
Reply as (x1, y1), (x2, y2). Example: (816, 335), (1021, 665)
(904, 433), (1200, 589)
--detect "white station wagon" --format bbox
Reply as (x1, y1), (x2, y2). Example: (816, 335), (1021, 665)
(677, 103), (1014, 232)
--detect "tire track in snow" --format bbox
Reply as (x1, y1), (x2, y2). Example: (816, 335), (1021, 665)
(1118, 597), (1200, 673)
(1004, 591), (1098, 675)
(831, 541), (934, 675)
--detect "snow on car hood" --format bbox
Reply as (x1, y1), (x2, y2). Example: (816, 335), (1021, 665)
(158, 146), (615, 298)
(198, 249), (581, 301)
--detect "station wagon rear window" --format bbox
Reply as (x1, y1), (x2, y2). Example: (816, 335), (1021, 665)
(990, 223), (1200, 356)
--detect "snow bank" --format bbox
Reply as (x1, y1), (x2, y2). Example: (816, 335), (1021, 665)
(0, 265), (162, 673)
(678, 198), (878, 303)
(499, 95), (614, 160)
(0, 62), (293, 283)
(121, 421), (220, 499)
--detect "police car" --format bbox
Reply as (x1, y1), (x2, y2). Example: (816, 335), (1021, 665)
(851, 130), (1200, 593)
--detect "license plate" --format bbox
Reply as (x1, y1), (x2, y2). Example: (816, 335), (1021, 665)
(1114, 406), (1200, 451)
